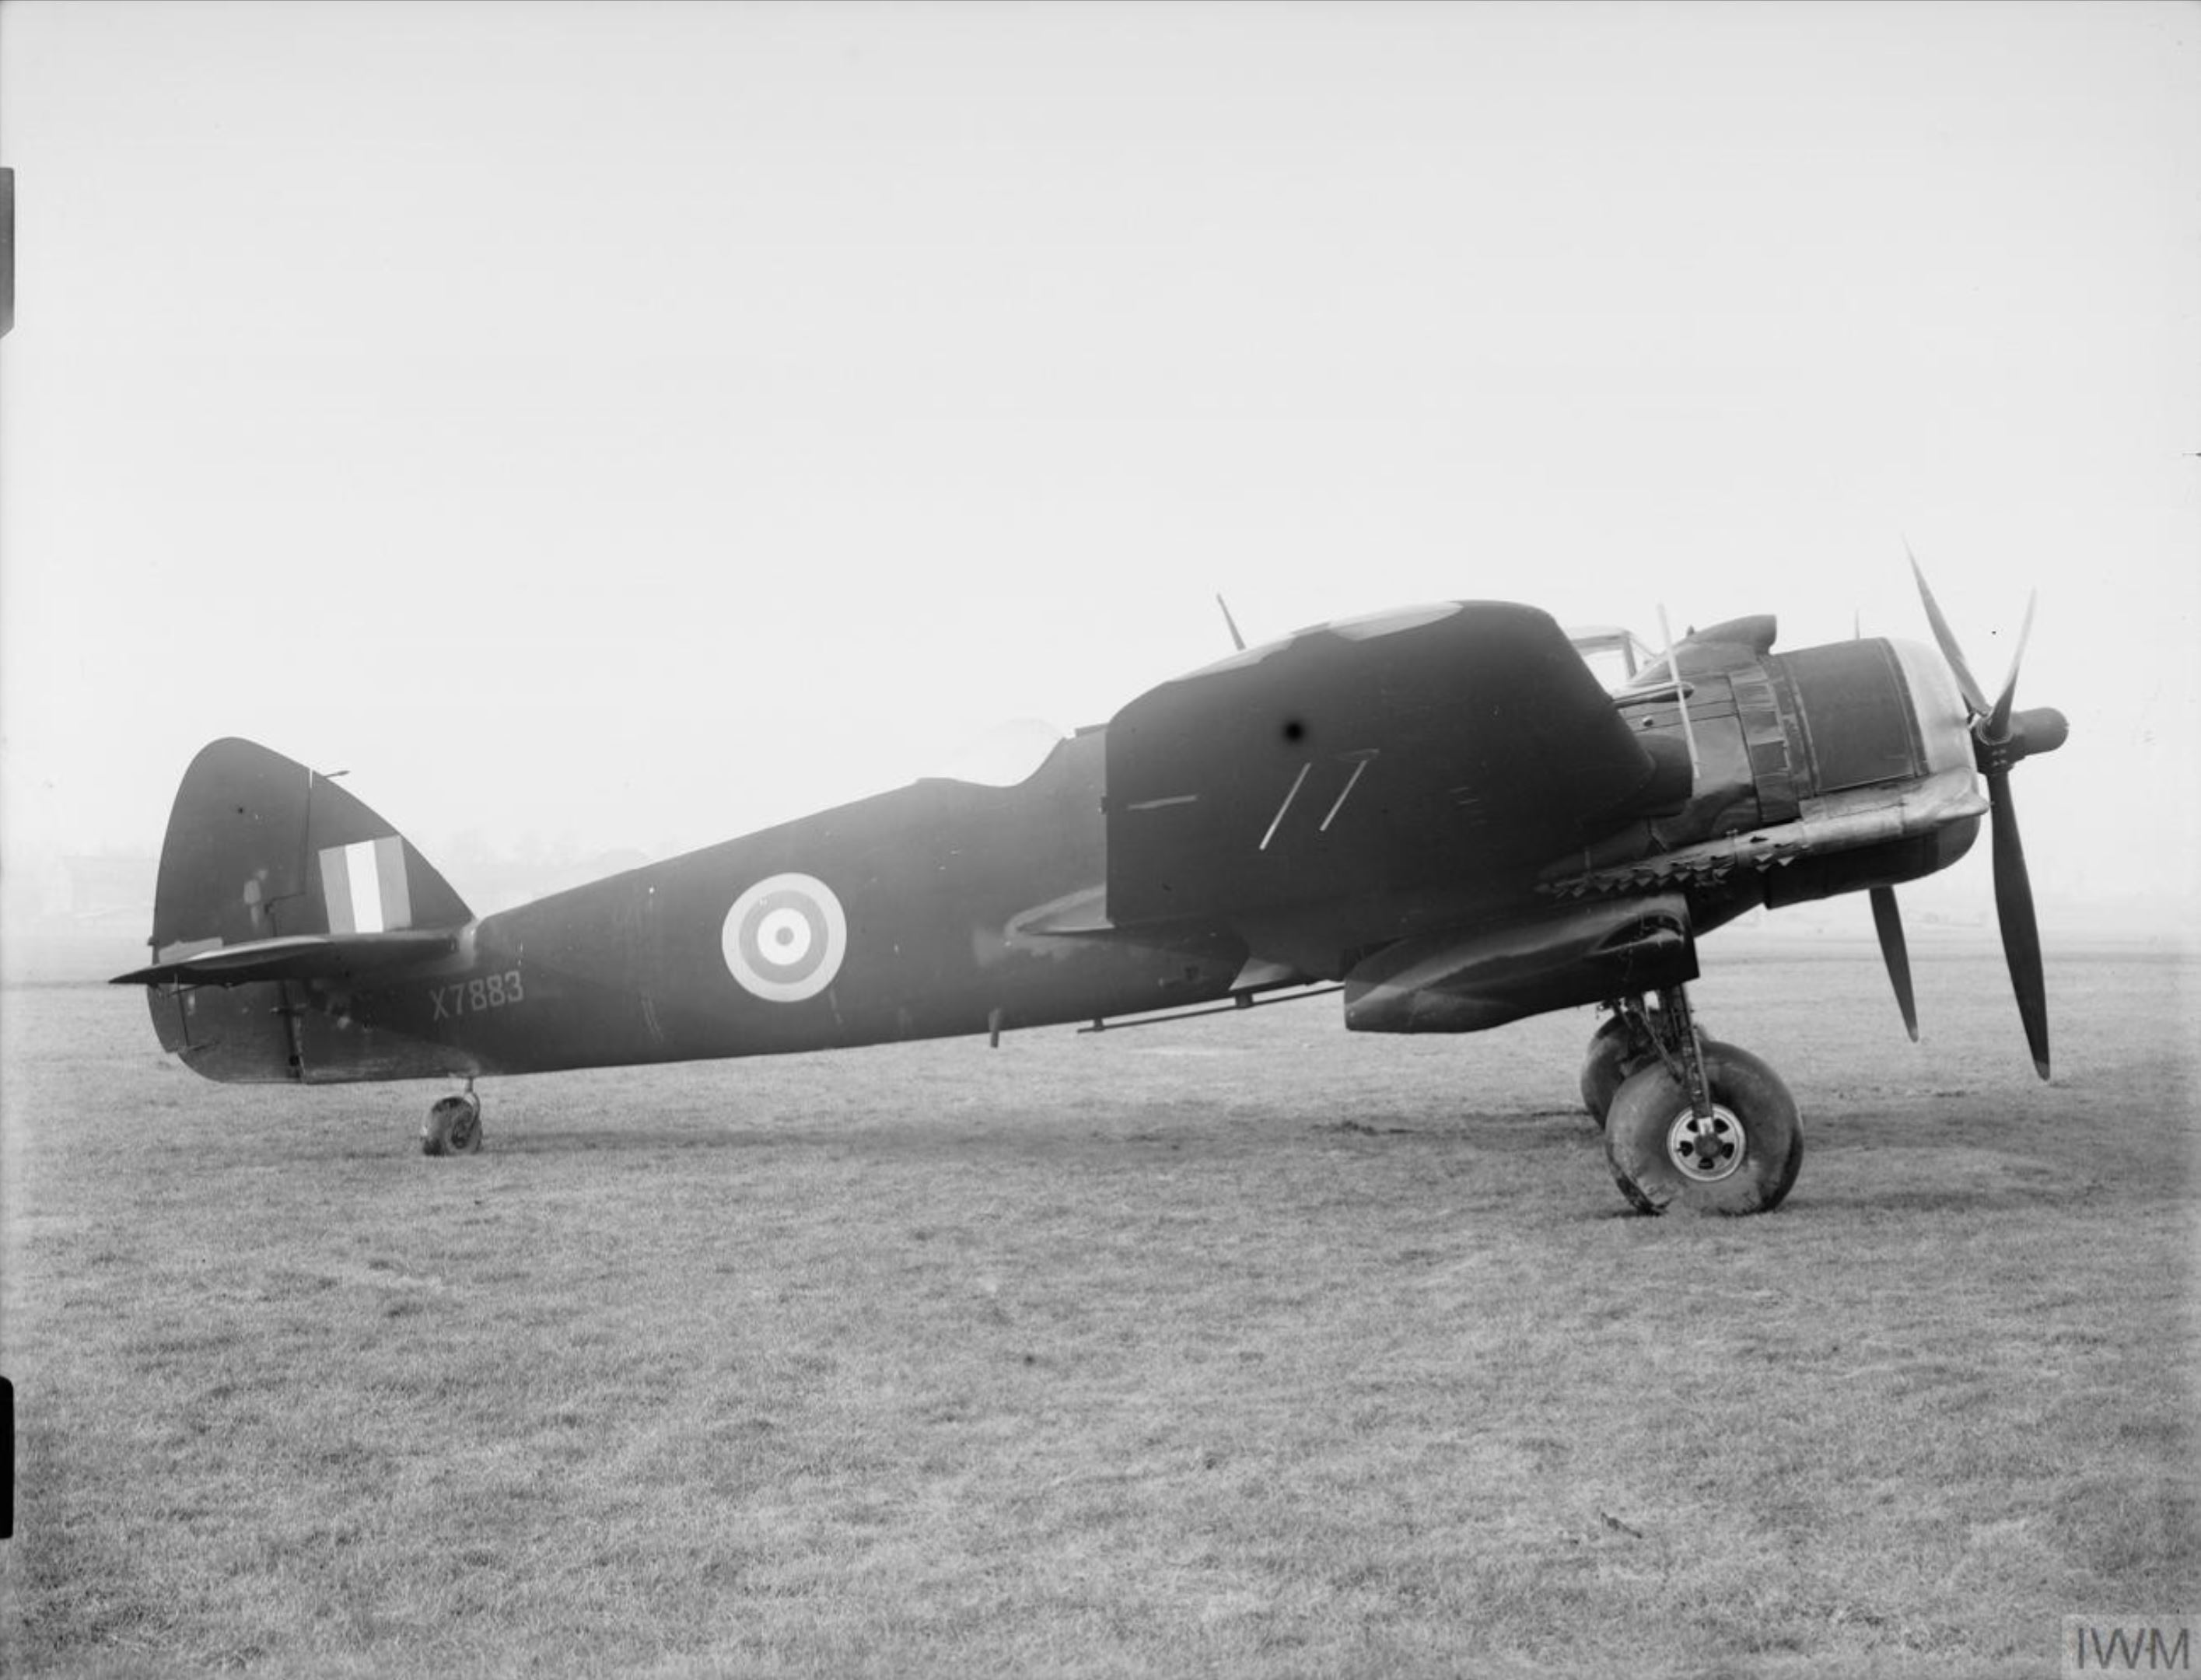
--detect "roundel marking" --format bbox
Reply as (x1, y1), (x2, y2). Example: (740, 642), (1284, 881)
(721, 873), (848, 1003)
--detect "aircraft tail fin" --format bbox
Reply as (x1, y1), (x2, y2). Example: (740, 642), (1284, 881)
(121, 738), (474, 1081)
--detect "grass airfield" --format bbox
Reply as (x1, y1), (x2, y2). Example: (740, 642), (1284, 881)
(3, 933), (2195, 1678)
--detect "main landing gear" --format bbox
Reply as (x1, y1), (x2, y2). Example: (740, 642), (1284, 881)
(422, 1083), (483, 1157)
(1581, 988), (1803, 1216)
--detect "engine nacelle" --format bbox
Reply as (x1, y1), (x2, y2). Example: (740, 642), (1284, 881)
(1544, 626), (1987, 917)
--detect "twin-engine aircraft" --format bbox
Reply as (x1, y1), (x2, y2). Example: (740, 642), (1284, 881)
(118, 565), (2066, 1215)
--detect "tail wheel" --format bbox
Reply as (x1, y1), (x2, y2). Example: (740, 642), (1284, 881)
(422, 1093), (483, 1157)
(1580, 1013), (1657, 1127)
(1604, 1041), (1801, 1215)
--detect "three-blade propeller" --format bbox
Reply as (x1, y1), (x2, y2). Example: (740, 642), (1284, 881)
(1879, 551), (2070, 1079)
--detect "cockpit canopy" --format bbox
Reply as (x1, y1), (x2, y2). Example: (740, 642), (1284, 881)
(1566, 625), (1660, 695)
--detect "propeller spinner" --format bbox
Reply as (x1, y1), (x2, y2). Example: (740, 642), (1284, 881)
(1893, 551), (2071, 1078)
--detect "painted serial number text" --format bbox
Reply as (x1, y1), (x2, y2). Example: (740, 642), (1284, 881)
(430, 971), (525, 1021)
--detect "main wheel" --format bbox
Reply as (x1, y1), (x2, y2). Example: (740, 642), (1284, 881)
(422, 1093), (483, 1157)
(1580, 1015), (1656, 1126)
(1604, 1041), (1801, 1215)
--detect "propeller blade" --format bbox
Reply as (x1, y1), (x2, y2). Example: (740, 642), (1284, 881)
(1986, 769), (2052, 1079)
(1982, 590), (2037, 744)
(1907, 546), (1990, 718)
(1869, 887), (1919, 1042)
(1908, 552), (2058, 1078)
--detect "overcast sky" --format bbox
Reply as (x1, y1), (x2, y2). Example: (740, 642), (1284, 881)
(2, 1), (2195, 925)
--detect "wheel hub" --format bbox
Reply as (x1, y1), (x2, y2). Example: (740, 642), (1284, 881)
(1666, 1104), (1745, 1182)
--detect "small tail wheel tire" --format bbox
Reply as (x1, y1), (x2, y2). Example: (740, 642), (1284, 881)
(422, 1093), (483, 1157)
(1604, 1041), (1801, 1215)
(1580, 1015), (1657, 1127)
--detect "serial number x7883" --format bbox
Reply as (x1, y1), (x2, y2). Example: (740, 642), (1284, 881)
(429, 971), (524, 1021)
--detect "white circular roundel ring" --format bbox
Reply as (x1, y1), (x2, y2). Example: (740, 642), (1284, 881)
(721, 873), (848, 1003)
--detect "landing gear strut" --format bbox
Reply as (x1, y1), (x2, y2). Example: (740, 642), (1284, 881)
(422, 1082), (482, 1157)
(1593, 987), (1803, 1215)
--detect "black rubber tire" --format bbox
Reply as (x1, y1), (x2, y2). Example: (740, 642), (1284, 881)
(1580, 1015), (1655, 1126)
(422, 1094), (482, 1157)
(1604, 1041), (1802, 1216)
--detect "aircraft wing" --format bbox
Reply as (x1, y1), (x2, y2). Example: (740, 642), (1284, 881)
(1104, 601), (1670, 927)
(114, 930), (460, 988)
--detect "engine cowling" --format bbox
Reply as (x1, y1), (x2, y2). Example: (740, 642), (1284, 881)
(1544, 621), (1990, 919)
